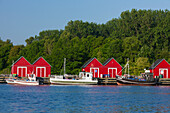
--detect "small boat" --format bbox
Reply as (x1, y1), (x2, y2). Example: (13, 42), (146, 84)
(116, 73), (157, 86)
(6, 74), (39, 85)
(50, 58), (97, 85)
(116, 58), (157, 86)
(50, 72), (98, 85)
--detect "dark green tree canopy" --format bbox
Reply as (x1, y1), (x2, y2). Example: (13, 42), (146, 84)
(0, 9), (169, 75)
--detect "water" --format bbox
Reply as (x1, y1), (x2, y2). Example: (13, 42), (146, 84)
(0, 84), (169, 113)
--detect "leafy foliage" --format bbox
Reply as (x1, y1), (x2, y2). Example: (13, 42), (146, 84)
(0, 9), (169, 75)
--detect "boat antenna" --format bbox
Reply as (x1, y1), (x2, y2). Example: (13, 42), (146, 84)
(64, 58), (66, 76)
(127, 58), (129, 75)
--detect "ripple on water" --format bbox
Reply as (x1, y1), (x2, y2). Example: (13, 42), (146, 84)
(0, 84), (169, 113)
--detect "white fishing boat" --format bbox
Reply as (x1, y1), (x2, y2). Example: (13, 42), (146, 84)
(50, 72), (98, 85)
(6, 74), (39, 85)
(50, 58), (97, 85)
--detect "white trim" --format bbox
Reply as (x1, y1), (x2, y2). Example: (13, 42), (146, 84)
(90, 68), (99, 78)
(108, 68), (117, 78)
(159, 68), (168, 78)
(12, 56), (31, 66)
(36, 67), (46, 77)
(33, 57), (52, 67)
(17, 67), (27, 77)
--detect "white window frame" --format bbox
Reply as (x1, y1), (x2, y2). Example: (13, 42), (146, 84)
(159, 68), (168, 78)
(36, 67), (46, 77)
(90, 68), (99, 78)
(17, 67), (27, 77)
(108, 68), (117, 78)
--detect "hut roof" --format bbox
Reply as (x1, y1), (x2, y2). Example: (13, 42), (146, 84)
(149, 59), (164, 69)
(33, 56), (52, 67)
(81, 58), (96, 68)
(12, 56), (31, 66)
(103, 58), (122, 67)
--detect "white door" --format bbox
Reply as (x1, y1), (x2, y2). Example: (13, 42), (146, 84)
(159, 68), (168, 78)
(90, 68), (99, 78)
(108, 68), (117, 78)
(17, 67), (27, 77)
(36, 67), (46, 77)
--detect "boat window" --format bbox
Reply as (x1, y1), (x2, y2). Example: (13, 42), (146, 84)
(87, 74), (89, 77)
(84, 73), (86, 77)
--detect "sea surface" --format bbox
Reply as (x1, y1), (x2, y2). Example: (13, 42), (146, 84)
(0, 84), (169, 113)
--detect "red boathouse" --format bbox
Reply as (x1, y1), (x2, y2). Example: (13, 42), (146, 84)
(11, 56), (51, 78)
(82, 58), (122, 78)
(11, 56), (32, 77)
(149, 59), (170, 78)
(103, 58), (122, 78)
(33, 57), (51, 78)
(82, 58), (103, 78)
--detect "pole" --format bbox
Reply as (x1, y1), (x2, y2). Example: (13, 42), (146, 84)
(127, 58), (129, 75)
(64, 58), (66, 76)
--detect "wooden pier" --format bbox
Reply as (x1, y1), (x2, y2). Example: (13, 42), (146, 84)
(1, 76), (170, 85)
(159, 78), (170, 85)
(0, 76), (7, 83)
(36, 77), (51, 85)
(98, 78), (117, 85)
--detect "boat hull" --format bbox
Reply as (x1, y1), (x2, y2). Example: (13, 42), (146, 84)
(117, 78), (157, 86)
(50, 78), (97, 85)
(6, 79), (39, 85)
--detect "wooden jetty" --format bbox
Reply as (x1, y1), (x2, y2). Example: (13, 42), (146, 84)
(98, 78), (117, 85)
(0, 76), (7, 83)
(159, 78), (170, 85)
(37, 77), (50, 85)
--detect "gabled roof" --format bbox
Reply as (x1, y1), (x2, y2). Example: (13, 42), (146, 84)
(103, 58), (112, 66)
(149, 59), (164, 69)
(12, 56), (31, 66)
(103, 58), (122, 67)
(33, 56), (52, 67)
(81, 58), (95, 68)
(81, 58), (102, 68)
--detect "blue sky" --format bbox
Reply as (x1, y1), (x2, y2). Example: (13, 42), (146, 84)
(0, 0), (169, 45)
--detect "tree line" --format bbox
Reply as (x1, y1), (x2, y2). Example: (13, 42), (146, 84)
(0, 9), (169, 75)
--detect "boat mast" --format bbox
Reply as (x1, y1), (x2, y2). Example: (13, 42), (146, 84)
(127, 58), (129, 75)
(11, 60), (14, 76)
(64, 58), (66, 76)
(124, 58), (129, 75)
(117, 58), (129, 75)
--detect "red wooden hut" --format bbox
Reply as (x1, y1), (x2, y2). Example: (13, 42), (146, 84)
(103, 58), (122, 78)
(82, 58), (103, 78)
(11, 56), (32, 77)
(149, 59), (170, 78)
(33, 57), (51, 78)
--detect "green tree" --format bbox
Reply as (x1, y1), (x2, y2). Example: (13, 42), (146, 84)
(133, 57), (150, 75)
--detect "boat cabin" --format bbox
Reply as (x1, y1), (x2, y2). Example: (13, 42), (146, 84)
(79, 72), (93, 80)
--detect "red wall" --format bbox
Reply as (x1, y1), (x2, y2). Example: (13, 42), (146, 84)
(103, 59), (122, 77)
(33, 58), (51, 78)
(11, 57), (32, 77)
(150, 60), (170, 78)
(82, 58), (122, 78)
(82, 58), (103, 78)
(11, 57), (51, 78)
